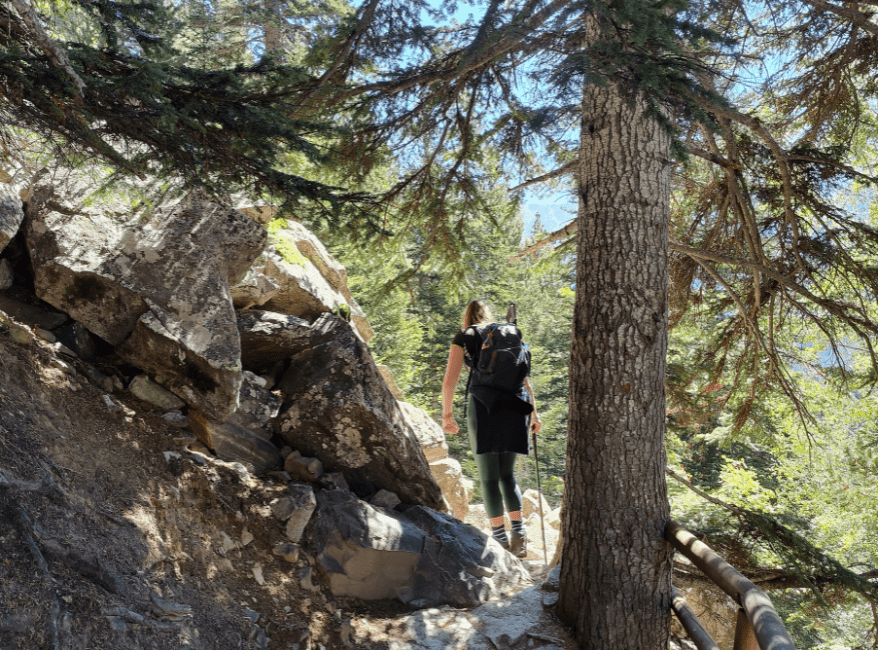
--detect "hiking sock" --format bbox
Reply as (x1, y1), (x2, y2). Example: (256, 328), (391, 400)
(509, 512), (524, 535)
(491, 524), (509, 545)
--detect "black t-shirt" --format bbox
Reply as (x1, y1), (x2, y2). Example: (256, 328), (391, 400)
(451, 326), (482, 367)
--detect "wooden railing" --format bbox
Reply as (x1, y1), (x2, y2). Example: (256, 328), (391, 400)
(665, 520), (796, 650)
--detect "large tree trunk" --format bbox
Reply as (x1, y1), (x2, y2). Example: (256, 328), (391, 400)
(555, 71), (674, 647)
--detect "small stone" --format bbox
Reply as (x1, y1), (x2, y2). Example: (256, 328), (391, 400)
(339, 619), (353, 646)
(252, 563), (265, 585)
(542, 592), (559, 608)
(280, 446), (293, 459)
(163, 451), (182, 462)
(163, 411), (191, 428)
(258, 374), (275, 390)
(241, 529), (254, 547)
(272, 543), (299, 564)
(130, 374), (186, 411)
(370, 489), (401, 510)
(84, 366), (115, 392)
(300, 566), (319, 592)
(53, 342), (77, 357)
(102, 394), (124, 412)
(321, 472), (349, 491)
(242, 608), (259, 625)
(9, 322), (33, 345)
(266, 470), (292, 483)
(106, 616), (127, 632)
(284, 455), (324, 482)
(35, 328), (56, 343)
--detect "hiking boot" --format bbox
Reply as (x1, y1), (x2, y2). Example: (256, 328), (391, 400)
(509, 530), (527, 558)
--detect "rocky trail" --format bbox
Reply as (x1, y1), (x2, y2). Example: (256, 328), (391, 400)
(0, 313), (574, 650)
(1, 178), (575, 650)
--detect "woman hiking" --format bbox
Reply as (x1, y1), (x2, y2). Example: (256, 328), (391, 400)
(441, 299), (541, 558)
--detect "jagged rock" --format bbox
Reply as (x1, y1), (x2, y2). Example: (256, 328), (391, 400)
(116, 312), (241, 422)
(0, 295), (68, 331)
(310, 490), (527, 607)
(377, 365), (404, 401)
(321, 472), (349, 491)
(54, 321), (97, 361)
(188, 409), (282, 473)
(274, 484), (317, 542)
(232, 220), (373, 342)
(429, 458), (470, 521)
(398, 401), (448, 463)
(273, 220), (373, 343)
(0, 259), (12, 290)
(284, 452), (324, 482)
(234, 371), (282, 440)
(272, 543), (300, 564)
(275, 316), (444, 510)
(0, 183), (23, 254)
(521, 489), (550, 519)
(162, 410), (190, 428)
(370, 489), (401, 510)
(129, 374), (186, 411)
(25, 188), (266, 421)
(237, 310), (322, 374)
(231, 268), (281, 310)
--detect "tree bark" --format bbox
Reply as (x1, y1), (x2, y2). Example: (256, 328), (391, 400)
(556, 68), (673, 647)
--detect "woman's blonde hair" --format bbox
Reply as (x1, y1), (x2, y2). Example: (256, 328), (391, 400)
(463, 300), (493, 328)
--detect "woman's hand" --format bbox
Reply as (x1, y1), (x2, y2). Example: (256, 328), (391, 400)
(530, 414), (542, 434)
(442, 413), (459, 434)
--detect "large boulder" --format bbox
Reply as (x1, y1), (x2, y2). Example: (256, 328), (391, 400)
(310, 490), (527, 608)
(275, 316), (444, 510)
(237, 310), (335, 374)
(0, 183), (23, 254)
(399, 401), (448, 463)
(429, 458), (471, 521)
(25, 188), (266, 421)
(231, 219), (372, 342)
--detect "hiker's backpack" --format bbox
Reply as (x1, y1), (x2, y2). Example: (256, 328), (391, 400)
(468, 322), (531, 393)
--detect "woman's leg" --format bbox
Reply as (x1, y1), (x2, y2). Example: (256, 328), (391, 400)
(467, 396), (508, 544)
(498, 452), (527, 557)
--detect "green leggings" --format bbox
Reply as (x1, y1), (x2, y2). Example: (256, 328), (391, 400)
(467, 395), (523, 519)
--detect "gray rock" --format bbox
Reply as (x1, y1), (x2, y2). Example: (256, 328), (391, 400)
(231, 268), (281, 310)
(269, 219), (373, 343)
(0, 258), (12, 290)
(310, 490), (527, 608)
(275, 317), (444, 510)
(321, 472), (349, 491)
(429, 458), (470, 521)
(188, 410), (281, 473)
(398, 402), (448, 463)
(0, 294), (68, 331)
(129, 374), (186, 411)
(377, 365), (403, 401)
(116, 312), (241, 422)
(25, 188), (265, 421)
(0, 182), (23, 254)
(236, 309), (323, 374)
(85, 365), (115, 393)
(272, 542), (300, 564)
(276, 484), (317, 542)
(34, 328), (56, 343)
(284, 453), (324, 482)
(162, 410), (190, 428)
(370, 489), (401, 510)
(235, 371), (281, 440)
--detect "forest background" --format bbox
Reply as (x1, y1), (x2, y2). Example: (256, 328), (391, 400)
(3, 0), (878, 646)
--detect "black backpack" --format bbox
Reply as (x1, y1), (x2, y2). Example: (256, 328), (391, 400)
(468, 321), (531, 393)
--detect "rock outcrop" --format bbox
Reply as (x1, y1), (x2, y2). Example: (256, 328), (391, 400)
(310, 490), (527, 608)
(25, 188), (266, 421)
(276, 317), (445, 510)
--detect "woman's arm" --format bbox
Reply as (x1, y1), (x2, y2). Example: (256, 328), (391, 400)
(441, 345), (465, 434)
(524, 377), (542, 433)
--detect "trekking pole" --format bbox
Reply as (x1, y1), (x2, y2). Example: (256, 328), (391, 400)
(531, 425), (549, 566)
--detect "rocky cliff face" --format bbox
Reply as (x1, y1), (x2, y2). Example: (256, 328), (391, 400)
(0, 178), (531, 650)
